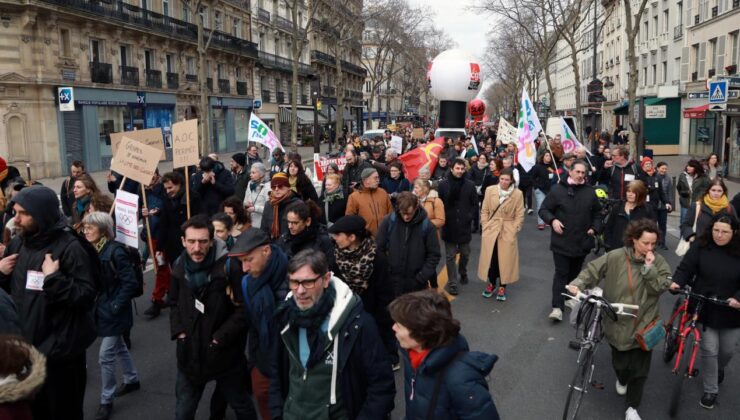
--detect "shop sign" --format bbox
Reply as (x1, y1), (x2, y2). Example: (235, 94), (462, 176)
(136, 92), (146, 104)
(709, 103), (727, 112)
(645, 105), (666, 119)
(75, 100), (129, 106)
(254, 99), (262, 109)
(58, 87), (74, 112)
(61, 70), (76, 81)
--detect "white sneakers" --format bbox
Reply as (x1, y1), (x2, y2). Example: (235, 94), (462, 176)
(616, 380), (627, 396)
(625, 407), (641, 420)
(549, 308), (563, 321)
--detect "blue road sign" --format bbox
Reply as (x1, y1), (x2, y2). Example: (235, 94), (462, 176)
(709, 80), (728, 104)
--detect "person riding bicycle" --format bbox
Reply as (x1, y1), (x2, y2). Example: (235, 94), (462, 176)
(672, 214), (740, 410)
(566, 219), (675, 420)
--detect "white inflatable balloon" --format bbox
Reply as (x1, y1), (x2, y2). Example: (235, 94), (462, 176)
(428, 49), (481, 102)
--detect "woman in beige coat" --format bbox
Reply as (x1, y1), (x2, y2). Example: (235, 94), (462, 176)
(478, 170), (525, 301)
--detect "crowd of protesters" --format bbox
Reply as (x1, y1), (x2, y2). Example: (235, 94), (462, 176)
(0, 119), (738, 420)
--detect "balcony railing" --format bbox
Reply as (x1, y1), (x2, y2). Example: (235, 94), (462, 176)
(207, 78), (213, 91)
(90, 61), (112, 84)
(218, 78), (230, 93)
(274, 14), (294, 32)
(258, 50), (313, 75)
(167, 72), (179, 89)
(311, 50), (335, 66)
(276, 91), (285, 103)
(708, 68), (716, 78)
(39, 0), (257, 59)
(262, 90), (271, 102)
(257, 7), (270, 22)
(185, 74), (198, 83)
(222, 0), (250, 9)
(311, 18), (340, 38)
(674, 24), (683, 39)
(236, 81), (248, 95)
(146, 69), (162, 88)
(341, 60), (366, 76)
(121, 66), (139, 86)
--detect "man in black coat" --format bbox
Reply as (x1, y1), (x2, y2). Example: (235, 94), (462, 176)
(231, 152), (250, 202)
(156, 171), (204, 268)
(437, 158), (478, 295)
(539, 160), (602, 322)
(60, 160), (85, 217)
(169, 216), (256, 420)
(191, 156), (235, 216)
(0, 185), (98, 420)
(598, 145), (637, 200)
(340, 149), (372, 195)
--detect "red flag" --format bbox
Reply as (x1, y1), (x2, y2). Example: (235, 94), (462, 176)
(398, 137), (446, 181)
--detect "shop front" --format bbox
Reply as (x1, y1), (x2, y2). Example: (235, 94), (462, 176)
(209, 96), (253, 153)
(682, 104), (717, 157)
(724, 103), (740, 179)
(613, 97), (681, 155)
(56, 87), (176, 172)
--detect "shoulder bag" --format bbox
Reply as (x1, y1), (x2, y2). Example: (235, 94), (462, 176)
(675, 202), (700, 257)
(625, 254), (665, 351)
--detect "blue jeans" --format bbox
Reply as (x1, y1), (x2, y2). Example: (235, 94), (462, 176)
(99, 336), (138, 404)
(680, 206), (688, 225)
(534, 189), (547, 225)
(175, 369), (256, 420)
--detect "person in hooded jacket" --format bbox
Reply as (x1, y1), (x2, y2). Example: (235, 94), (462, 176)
(169, 216), (256, 420)
(0, 335), (47, 420)
(191, 156), (236, 216)
(82, 212), (140, 420)
(390, 290), (499, 420)
(539, 160), (602, 322)
(376, 192), (441, 297)
(0, 185), (98, 420)
(277, 201), (334, 267)
(269, 249), (395, 420)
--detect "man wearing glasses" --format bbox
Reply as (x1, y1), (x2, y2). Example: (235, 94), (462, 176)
(268, 249), (395, 420)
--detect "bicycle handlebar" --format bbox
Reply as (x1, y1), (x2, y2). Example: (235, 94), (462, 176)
(669, 286), (731, 308)
(562, 291), (639, 317)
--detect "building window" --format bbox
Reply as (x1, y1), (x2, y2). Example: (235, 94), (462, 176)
(202, 7), (210, 29)
(709, 38), (717, 70)
(60, 28), (72, 57)
(275, 77), (281, 92)
(259, 33), (265, 51)
(144, 50), (154, 70)
(651, 64), (657, 85)
(653, 15), (658, 37)
(217, 64), (225, 79)
(187, 57), (196, 75)
(233, 18), (242, 38)
(120, 45), (132, 67)
(162, 0), (170, 16)
(235, 67), (242, 80)
(662, 61), (667, 83)
(731, 31), (739, 66)
(166, 54), (175, 73)
(662, 10), (669, 33)
(365, 81), (371, 92)
(141, 0), (148, 10)
(692, 44), (700, 73)
(215, 11), (223, 31)
(90, 38), (103, 63)
(182, 4), (190, 22)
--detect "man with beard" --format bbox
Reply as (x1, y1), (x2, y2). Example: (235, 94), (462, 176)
(437, 158), (478, 295)
(269, 249), (395, 420)
(231, 152), (250, 202)
(169, 216), (256, 419)
(599, 145), (638, 201)
(156, 171), (203, 278)
(260, 172), (299, 240)
(0, 185), (98, 420)
(340, 149), (372, 195)
(60, 160), (85, 217)
(345, 168), (393, 236)
(245, 145), (263, 171)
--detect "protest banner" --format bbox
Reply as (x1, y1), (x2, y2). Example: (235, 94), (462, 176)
(516, 88), (543, 171)
(498, 118), (518, 145)
(313, 153), (347, 181)
(390, 135), (403, 154)
(110, 128), (165, 160)
(110, 137), (161, 186)
(560, 117), (591, 155)
(248, 113), (285, 152)
(412, 128), (424, 139)
(114, 190), (139, 249)
(172, 119), (199, 169)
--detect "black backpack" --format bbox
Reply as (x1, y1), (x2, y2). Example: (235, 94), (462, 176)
(107, 241), (145, 298)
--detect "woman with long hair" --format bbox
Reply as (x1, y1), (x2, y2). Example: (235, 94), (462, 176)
(478, 170), (524, 301)
(480, 158), (502, 192)
(705, 153), (723, 180)
(71, 174), (112, 229)
(286, 159), (319, 203)
(681, 178), (737, 242)
(604, 180), (656, 251)
(219, 196), (251, 236)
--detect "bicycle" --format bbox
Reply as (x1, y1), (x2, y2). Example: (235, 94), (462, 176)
(662, 285), (730, 417)
(561, 289), (639, 420)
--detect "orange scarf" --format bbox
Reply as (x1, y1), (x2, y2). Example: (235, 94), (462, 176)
(268, 192), (293, 239)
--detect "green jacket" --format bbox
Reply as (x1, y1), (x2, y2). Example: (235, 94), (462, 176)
(570, 247), (671, 351)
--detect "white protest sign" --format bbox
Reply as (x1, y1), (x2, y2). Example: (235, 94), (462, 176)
(110, 137), (161, 186)
(114, 190), (139, 249)
(172, 119), (200, 169)
(498, 118), (518, 145)
(390, 135), (403, 154)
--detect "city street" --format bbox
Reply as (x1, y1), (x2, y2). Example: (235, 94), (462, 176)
(81, 217), (740, 420)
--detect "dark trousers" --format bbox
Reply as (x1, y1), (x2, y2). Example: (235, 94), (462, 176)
(175, 369), (257, 420)
(520, 185), (533, 209)
(656, 209), (668, 246)
(611, 346), (652, 408)
(487, 243), (502, 286)
(32, 352), (87, 420)
(551, 253), (586, 310)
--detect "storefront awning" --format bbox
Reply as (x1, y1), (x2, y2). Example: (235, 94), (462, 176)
(279, 106), (327, 124)
(682, 104), (710, 119)
(613, 98), (664, 115)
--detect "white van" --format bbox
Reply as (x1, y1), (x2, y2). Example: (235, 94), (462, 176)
(545, 116), (578, 139)
(434, 127), (466, 140)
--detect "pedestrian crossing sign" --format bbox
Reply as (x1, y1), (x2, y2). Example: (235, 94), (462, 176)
(709, 80), (728, 104)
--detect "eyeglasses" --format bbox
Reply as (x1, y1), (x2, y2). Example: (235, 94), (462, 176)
(271, 185), (286, 190)
(288, 274), (324, 290)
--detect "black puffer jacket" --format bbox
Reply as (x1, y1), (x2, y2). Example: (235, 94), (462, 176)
(157, 188), (204, 264)
(376, 208), (441, 295)
(599, 162), (637, 200)
(276, 224), (335, 268)
(191, 162), (236, 216)
(531, 163), (556, 193)
(539, 179), (602, 257)
(604, 202), (656, 251)
(437, 174), (478, 244)
(341, 160), (373, 196)
(673, 241), (740, 329)
(0, 186), (97, 361)
(680, 202), (736, 240)
(169, 241), (248, 382)
(636, 169), (666, 212)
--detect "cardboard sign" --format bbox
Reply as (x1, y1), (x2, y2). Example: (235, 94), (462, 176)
(110, 137), (161, 186)
(114, 189), (139, 249)
(498, 118), (518, 145)
(313, 153), (347, 181)
(412, 128), (424, 139)
(110, 128), (165, 160)
(172, 119), (200, 169)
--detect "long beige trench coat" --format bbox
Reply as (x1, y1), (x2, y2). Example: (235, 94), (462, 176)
(477, 185), (525, 284)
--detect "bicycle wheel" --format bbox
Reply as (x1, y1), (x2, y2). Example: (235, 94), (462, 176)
(663, 299), (684, 364)
(562, 349), (594, 420)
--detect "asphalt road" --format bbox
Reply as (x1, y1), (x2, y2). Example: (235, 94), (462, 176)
(82, 215), (739, 420)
